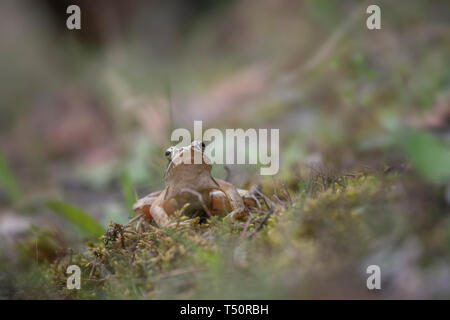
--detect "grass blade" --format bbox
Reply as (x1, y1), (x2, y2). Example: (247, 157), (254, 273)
(47, 201), (105, 237)
(398, 129), (450, 183)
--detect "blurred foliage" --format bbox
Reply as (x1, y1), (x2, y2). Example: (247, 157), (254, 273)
(47, 172), (450, 299)
(398, 130), (450, 184)
(0, 0), (449, 299)
(0, 151), (21, 205)
(121, 171), (138, 217)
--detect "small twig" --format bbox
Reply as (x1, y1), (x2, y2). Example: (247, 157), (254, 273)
(136, 216), (144, 232)
(238, 217), (253, 243)
(254, 188), (276, 209)
(89, 263), (98, 278)
(272, 194), (287, 208)
(281, 183), (293, 206)
(152, 267), (207, 282)
(273, 179), (279, 199)
(84, 277), (110, 283)
(126, 214), (144, 226)
(248, 209), (274, 239)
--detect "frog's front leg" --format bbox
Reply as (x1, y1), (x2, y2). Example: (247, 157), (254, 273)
(148, 191), (179, 227)
(149, 202), (171, 226)
(133, 190), (162, 216)
(133, 190), (176, 227)
(129, 191), (161, 231)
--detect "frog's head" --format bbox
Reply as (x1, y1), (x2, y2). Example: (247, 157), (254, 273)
(163, 140), (212, 183)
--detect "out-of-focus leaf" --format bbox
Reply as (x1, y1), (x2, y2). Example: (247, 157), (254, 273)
(398, 130), (450, 183)
(47, 201), (105, 237)
(121, 171), (138, 216)
(0, 151), (21, 204)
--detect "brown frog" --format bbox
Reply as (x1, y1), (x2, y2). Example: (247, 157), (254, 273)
(132, 140), (257, 227)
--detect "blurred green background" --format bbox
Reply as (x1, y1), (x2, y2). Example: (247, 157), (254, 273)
(0, 0), (449, 299)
